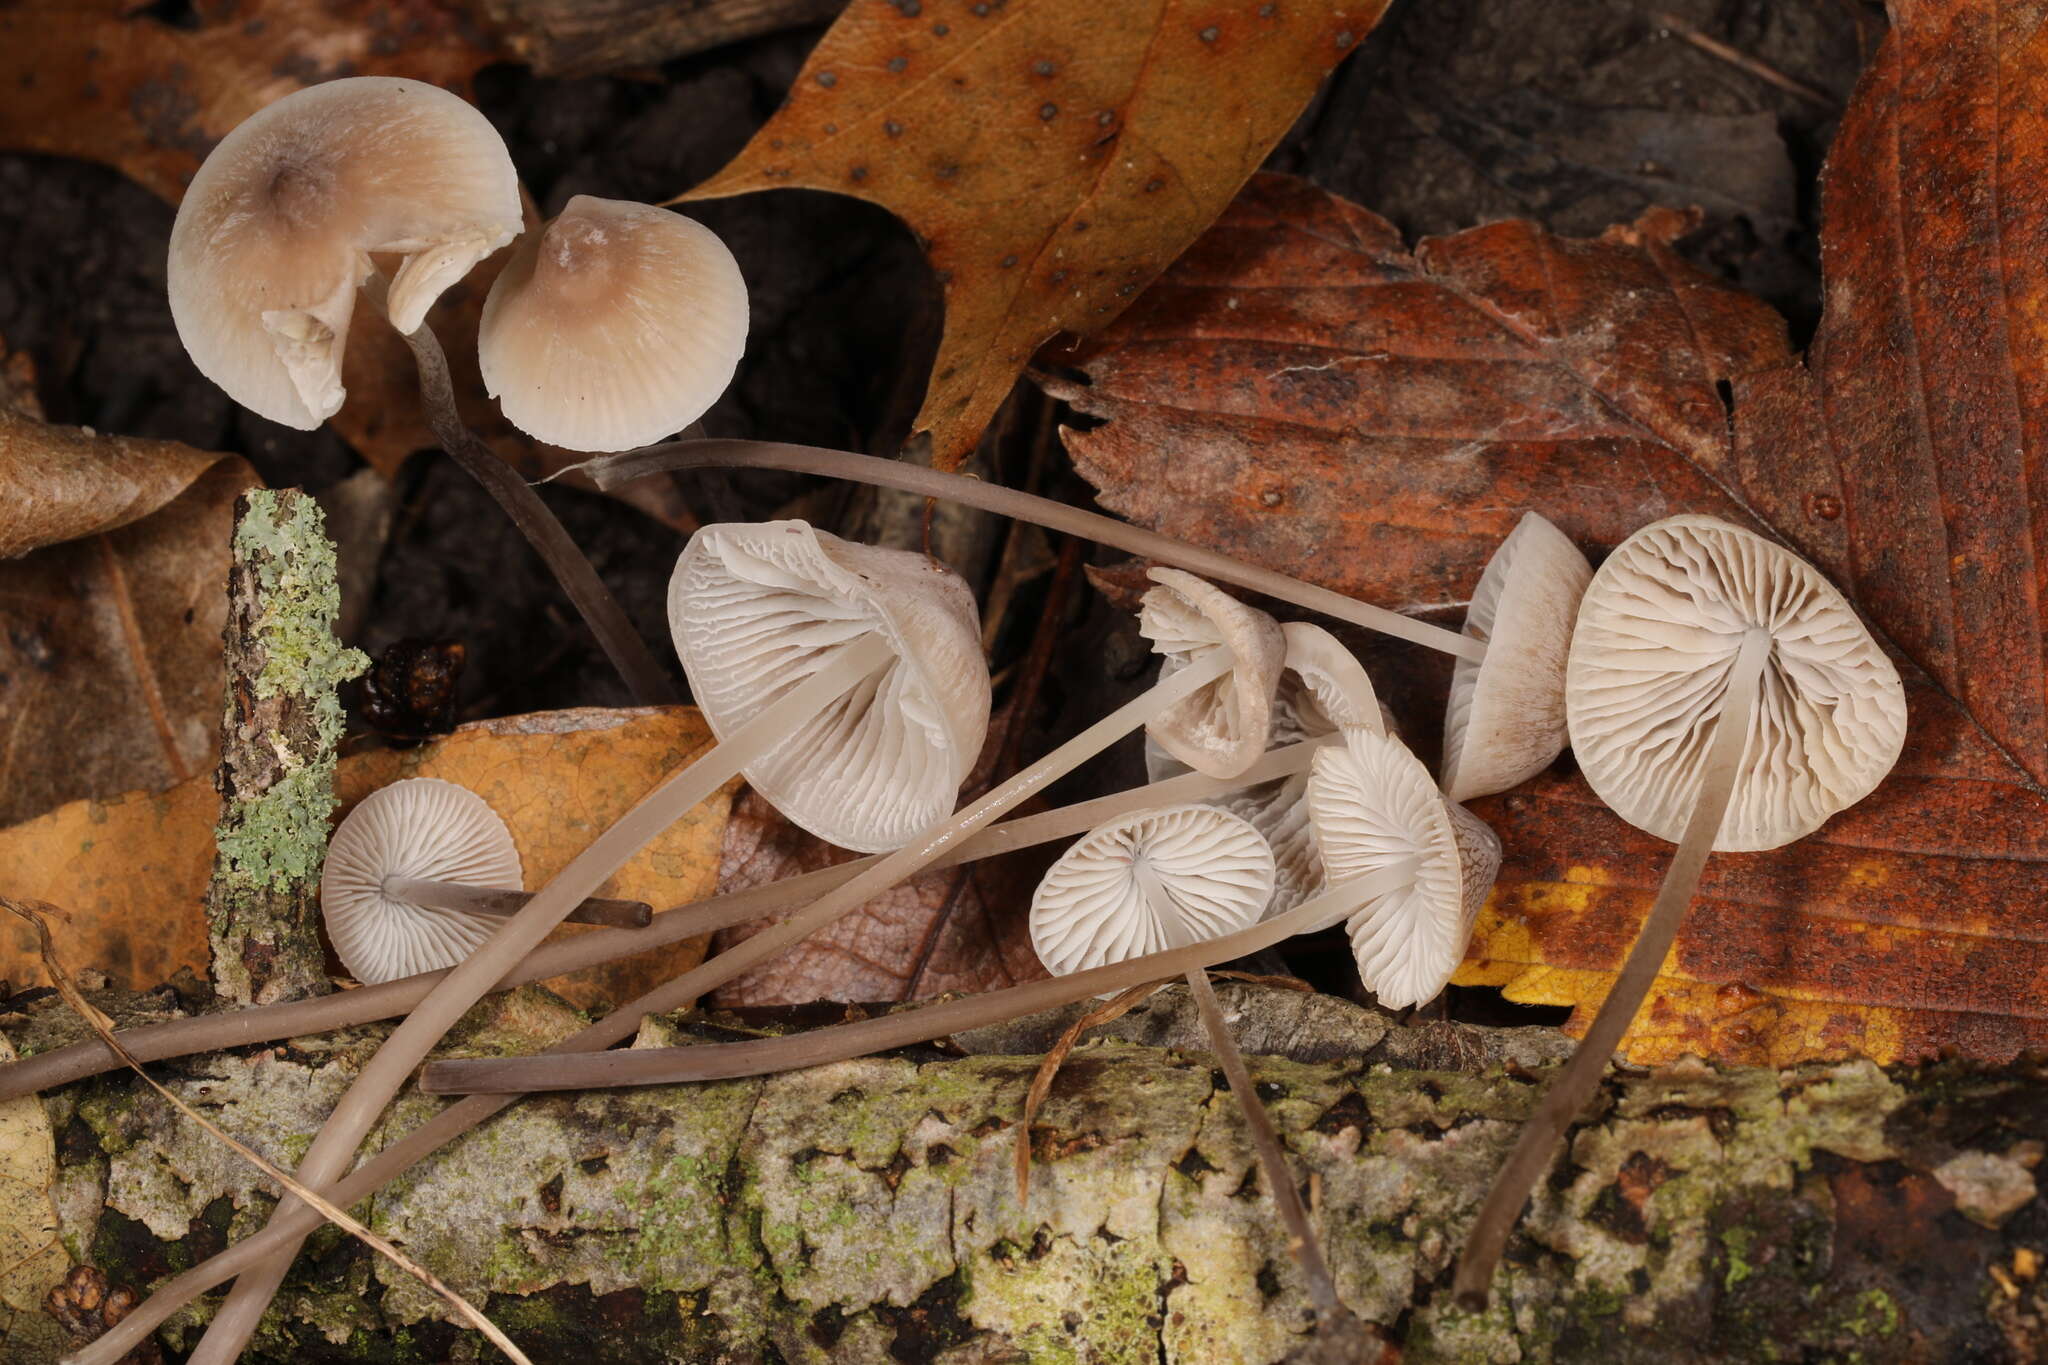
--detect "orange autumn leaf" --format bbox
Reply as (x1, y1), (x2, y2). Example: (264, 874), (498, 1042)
(683, 0), (1386, 471)
(1051, 97), (2048, 1068)
(0, 707), (732, 1011)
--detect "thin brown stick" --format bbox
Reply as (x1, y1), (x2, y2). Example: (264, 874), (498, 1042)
(1015, 982), (1160, 1203)
(0, 899), (531, 1365)
(396, 319), (678, 707)
(1656, 12), (1838, 108)
(1452, 629), (1773, 1307)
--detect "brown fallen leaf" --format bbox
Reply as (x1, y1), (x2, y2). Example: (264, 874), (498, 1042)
(1045, 139), (2048, 1065)
(683, 0), (1387, 471)
(711, 702), (1052, 1005)
(0, 362), (258, 826)
(0, 707), (732, 1008)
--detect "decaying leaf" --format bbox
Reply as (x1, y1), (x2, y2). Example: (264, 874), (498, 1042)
(0, 372), (258, 826)
(684, 0), (1387, 470)
(0, 707), (733, 1009)
(1048, 145), (2048, 1066)
(0, 1036), (65, 1357)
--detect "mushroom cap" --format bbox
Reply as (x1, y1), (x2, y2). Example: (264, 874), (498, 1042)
(320, 778), (523, 984)
(1146, 622), (1389, 919)
(1307, 729), (1502, 1010)
(1441, 512), (1593, 802)
(168, 76), (521, 430)
(1138, 568), (1286, 779)
(1566, 514), (1907, 851)
(670, 520), (989, 854)
(1029, 804), (1277, 977)
(479, 196), (748, 452)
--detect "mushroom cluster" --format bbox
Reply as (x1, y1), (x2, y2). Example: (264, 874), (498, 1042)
(69, 75), (1920, 1364)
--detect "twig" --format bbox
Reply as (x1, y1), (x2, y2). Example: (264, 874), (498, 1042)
(1656, 13), (1839, 109)
(1, 898), (531, 1365)
(1015, 981), (1161, 1203)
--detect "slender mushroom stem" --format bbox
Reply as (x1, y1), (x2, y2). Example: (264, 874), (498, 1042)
(67, 857), (1418, 1365)
(392, 308), (678, 707)
(1451, 627), (1772, 1308)
(106, 649), (1240, 1361)
(182, 634), (898, 1365)
(1183, 967), (1344, 1320)
(587, 439), (1487, 665)
(383, 879), (652, 929)
(2, 740), (1331, 1102)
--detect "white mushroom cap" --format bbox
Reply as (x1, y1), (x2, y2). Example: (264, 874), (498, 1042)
(1147, 622), (1389, 919)
(320, 778), (523, 984)
(1029, 805), (1277, 977)
(1566, 514), (1907, 852)
(1138, 568), (1286, 779)
(671, 520), (989, 854)
(1307, 729), (1502, 1010)
(1441, 512), (1594, 802)
(479, 196), (749, 452)
(168, 77), (521, 430)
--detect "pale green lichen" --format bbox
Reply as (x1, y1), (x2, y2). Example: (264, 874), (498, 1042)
(211, 490), (366, 894)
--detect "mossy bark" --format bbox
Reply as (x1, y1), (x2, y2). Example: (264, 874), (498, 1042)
(4, 984), (2043, 1363)
(205, 489), (366, 1008)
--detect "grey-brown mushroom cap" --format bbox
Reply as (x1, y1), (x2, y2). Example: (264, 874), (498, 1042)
(1139, 568), (1286, 779)
(1566, 514), (1907, 852)
(480, 196), (749, 453)
(1441, 512), (1593, 802)
(320, 779), (523, 985)
(1307, 728), (1501, 1011)
(670, 520), (989, 854)
(167, 76), (521, 430)
(1029, 804), (1277, 978)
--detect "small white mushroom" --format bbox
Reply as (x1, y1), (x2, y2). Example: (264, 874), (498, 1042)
(480, 196), (749, 452)
(1441, 512), (1593, 802)
(167, 76), (521, 429)
(673, 519), (989, 853)
(1306, 728), (1501, 1009)
(1139, 567), (1286, 778)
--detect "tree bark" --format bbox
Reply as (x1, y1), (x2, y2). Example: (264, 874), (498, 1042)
(3, 984), (2042, 1363)
(204, 489), (365, 1008)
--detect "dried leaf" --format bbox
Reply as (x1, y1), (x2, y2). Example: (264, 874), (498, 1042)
(0, 707), (732, 1007)
(711, 703), (1051, 1005)
(1048, 139), (2048, 1066)
(0, 1034), (65, 1328)
(684, 0), (1386, 470)
(0, 382), (258, 825)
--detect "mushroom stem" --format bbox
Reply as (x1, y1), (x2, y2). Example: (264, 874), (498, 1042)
(2, 741), (1332, 1102)
(1451, 627), (1772, 1309)
(392, 308), (678, 707)
(1182, 966), (1345, 1319)
(67, 858), (1420, 1365)
(178, 633), (898, 1365)
(587, 440), (1487, 664)
(382, 879), (652, 930)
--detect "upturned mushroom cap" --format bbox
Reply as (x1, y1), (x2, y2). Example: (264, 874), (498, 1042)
(1307, 728), (1502, 1010)
(1029, 805), (1277, 977)
(671, 520), (989, 854)
(1139, 568), (1286, 779)
(320, 778), (523, 984)
(168, 76), (521, 430)
(1441, 512), (1593, 802)
(1566, 514), (1906, 851)
(479, 196), (748, 452)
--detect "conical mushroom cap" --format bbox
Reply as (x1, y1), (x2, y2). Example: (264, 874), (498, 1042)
(480, 196), (748, 452)
(1138, 568), (1285, 779)
(320, 779), (523, 984)
(671, 520), (989, 854)
(1029, 804), (1276, 977)
(168, 76), (521, 430)
(1307, 729), (1501, 1010)
(1566, 514), (1906, 851)
(1442, 512), (1593, 802)
(1146, 622), (1388, 919)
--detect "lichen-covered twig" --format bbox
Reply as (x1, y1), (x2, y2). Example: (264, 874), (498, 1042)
(205, 489), (366, 1007)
